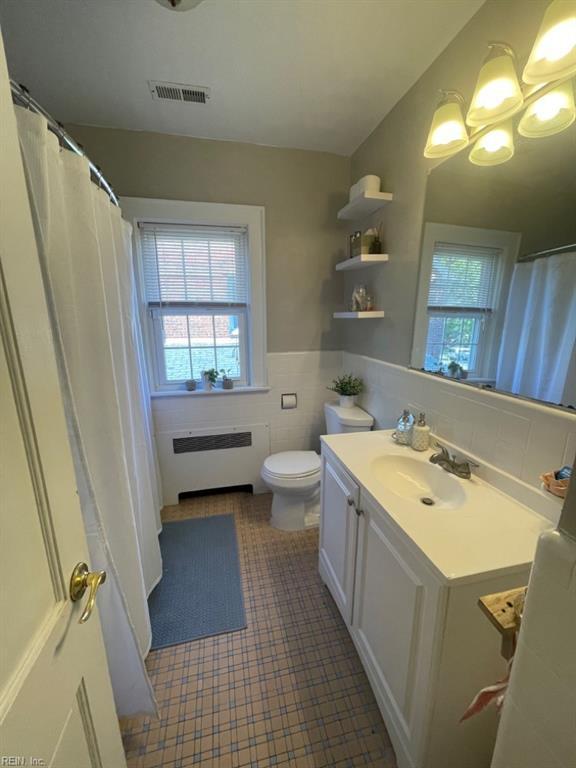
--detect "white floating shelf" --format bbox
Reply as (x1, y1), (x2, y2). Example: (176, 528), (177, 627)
(333, 311), (385, 319)
(337, 191), (393, 221)
(335, 253), (389, 271)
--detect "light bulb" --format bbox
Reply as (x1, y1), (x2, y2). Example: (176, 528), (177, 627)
(469, 121), (514, 166)
(467, 44), (524, 127)
(475, 78), (518, 110)
(424, 92), (469, 158)
(431, 120), (467, 146)
(481, 129), (508, 152)
(523, 0), (576, 84)
(518, 79), (576, 137)
(534, 17), (576, 62)
(534, 90), (567, 120)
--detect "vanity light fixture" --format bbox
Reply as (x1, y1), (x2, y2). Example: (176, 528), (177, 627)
(422, 0), (576, 165)
(522, 0), (576, 84)
(466, 43), (524, 127)
(423, 91), (469, 158)
(469, 121), (515, 166)
(518, 79), (576, 137)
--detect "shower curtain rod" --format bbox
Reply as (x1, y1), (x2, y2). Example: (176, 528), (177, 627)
(519, 243), (576, 263)
(10, 80), (119, 206)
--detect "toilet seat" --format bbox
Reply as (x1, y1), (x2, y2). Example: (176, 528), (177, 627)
(261, 451), (321, 531)
(262, 451), (320, 480)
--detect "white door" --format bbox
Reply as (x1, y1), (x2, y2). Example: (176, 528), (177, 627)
(318, 453), (360, 624)
(0, 37), (126, 767)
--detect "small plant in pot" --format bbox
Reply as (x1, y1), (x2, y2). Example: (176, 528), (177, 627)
(328, 373), (363, 408)
(447, 361), (468, 380)
(184, 378), (197, 391)
(220, 369), (234, 390)
(202, 368), (218, 391)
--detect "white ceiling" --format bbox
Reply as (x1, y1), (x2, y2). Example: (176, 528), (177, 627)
(0, 0), (484, 155)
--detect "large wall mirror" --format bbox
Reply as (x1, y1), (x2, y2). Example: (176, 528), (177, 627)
(411, 85), (576, 410)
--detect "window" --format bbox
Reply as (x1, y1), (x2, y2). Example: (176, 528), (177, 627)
(140, 222), (250, 386)
(423, 241), (502, 376)
(125, 198), (266, 393)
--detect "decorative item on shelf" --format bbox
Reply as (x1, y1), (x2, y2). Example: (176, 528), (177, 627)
(327, 373), (364, 409)
(351, 284), (368, 311)
(349, 231), (361, 258)
(392, 409), (415, 445)
(185, 379), (197, 391)
(369, 224), (384, 254)
(349, 174), (381, 202)
(411, 412), (431, 452)
(202, 368), (218, 391)
(540, 464), (571, 498)
(220, 369), (234, 390)
(365, 292), (374, 311)
(422, 0), (576, 166)
(351, 228), (379, 257)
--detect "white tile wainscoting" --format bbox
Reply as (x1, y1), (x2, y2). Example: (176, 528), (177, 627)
(344, 352), (576, 496)
(151, 351), (342, 503)
(151, 349), (574, 507)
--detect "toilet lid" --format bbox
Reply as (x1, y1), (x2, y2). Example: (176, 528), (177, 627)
(263, 451), (321, 478)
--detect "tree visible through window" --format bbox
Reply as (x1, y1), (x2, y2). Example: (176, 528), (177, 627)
(424, 242), (501, 376)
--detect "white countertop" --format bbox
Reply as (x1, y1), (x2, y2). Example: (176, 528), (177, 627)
(321, 429), (553, 584)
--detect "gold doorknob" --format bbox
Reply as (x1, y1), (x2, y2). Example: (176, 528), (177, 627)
(69, 562), (106, 624)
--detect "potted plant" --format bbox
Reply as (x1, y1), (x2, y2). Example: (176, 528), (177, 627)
(220, 369), (234, 390)
(328, 373), (364, 408)
(447, 361), (469, 380)
(202, 368), (218, 391)
(185, 378), (197, 391)
(447, 360), (463, 379)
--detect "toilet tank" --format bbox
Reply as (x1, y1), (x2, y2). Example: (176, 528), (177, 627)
(324, 402), (374, 434)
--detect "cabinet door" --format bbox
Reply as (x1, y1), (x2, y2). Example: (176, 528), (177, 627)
(319, 455), (360, 624)
(352, 492), (427, 732)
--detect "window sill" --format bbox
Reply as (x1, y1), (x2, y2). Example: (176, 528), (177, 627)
(150, 385), (271, 399)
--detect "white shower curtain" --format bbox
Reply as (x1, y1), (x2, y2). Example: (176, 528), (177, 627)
(16, 106), (162, 715)
(496, 252), (576, 405)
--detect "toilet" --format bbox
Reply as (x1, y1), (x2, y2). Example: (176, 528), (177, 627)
(261, 402), (374, 531)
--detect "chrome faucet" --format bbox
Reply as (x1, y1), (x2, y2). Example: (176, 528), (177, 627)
(429, 443), (478, 480)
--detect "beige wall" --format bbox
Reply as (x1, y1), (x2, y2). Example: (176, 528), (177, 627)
(345, 0), (551, 364)
(67, 124), (350, 353)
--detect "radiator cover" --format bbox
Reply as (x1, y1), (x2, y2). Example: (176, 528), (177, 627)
(156, 423), (270, 505)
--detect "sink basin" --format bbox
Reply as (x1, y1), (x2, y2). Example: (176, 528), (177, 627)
(371, 455), (466, 509)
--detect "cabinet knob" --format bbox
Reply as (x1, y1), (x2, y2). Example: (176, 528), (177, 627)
(347, 496), (355, 507)
(355, 507), (364, 516)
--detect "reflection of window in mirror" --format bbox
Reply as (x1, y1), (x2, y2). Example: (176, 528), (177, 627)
(412, 223), (520, 384)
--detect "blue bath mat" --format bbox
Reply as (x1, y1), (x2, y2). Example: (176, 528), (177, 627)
(149, 514), (246, 649)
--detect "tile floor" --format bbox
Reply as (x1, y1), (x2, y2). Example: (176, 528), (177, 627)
(121, 491), (397, 768)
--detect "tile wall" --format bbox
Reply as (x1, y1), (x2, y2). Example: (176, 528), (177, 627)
(344, 352), (576, 492)
(152, 351), (343, 456)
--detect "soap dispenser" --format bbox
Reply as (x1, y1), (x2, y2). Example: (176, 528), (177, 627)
(411, 412), (431, 452)
(392, 409), (415, 445)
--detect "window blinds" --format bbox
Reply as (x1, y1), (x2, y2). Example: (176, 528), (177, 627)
(428, 242), (501, 310)
(140, 222), (249, 307)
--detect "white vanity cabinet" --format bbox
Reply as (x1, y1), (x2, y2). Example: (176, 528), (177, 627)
(319, 445), (534, 768)
(318, 455), (360, 624)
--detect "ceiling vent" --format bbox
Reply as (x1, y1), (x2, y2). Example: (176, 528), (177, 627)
(148, 81), (210, 105)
